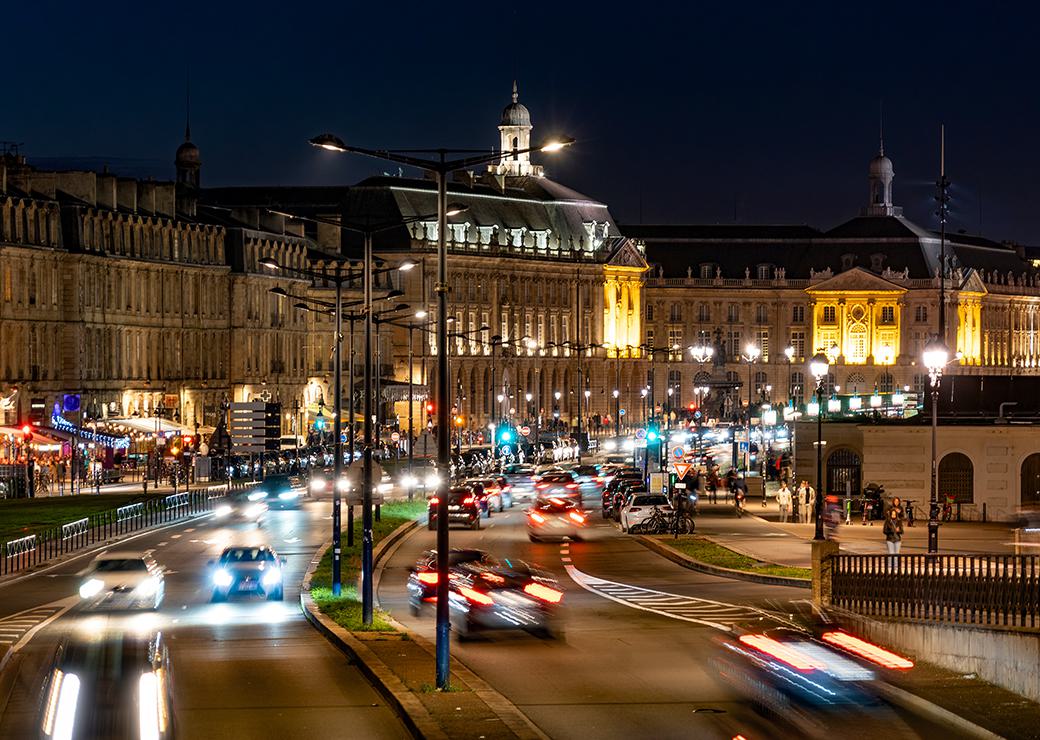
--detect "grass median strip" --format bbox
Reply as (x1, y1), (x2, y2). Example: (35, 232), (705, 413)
(310, 499), (427, 632)
(655, 535), (811, 580)
(0, 494), (157, 544)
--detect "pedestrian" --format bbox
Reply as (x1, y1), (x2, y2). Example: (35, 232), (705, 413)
(707, 467), (719, 504)
(800, 481), (815, 523)
(883, 507), (904, 567)
(777, 481), (792, 523)
(791, 485), (800, 522)
(56, 459), (66, 495)
(886, 496), (905, 522)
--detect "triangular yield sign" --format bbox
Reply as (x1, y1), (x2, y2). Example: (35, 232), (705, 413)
(673, 462), (694, 480)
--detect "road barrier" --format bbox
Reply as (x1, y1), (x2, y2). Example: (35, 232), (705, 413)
(832, 553), (1040, 629)
(1, 489), (228, 576)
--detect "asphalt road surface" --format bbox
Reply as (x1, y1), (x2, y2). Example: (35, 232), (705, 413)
(0, 497), (409, 740)
(377, 490), (972, 740)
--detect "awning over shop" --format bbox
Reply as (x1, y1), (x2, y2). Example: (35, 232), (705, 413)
(105, 417), (215, 436)
(0, 426), (64, 452)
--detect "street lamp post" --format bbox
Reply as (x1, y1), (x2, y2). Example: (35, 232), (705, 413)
(742, 344), (761, 474)
(809, 352), (830, 541)
(923, 338), (950, 553)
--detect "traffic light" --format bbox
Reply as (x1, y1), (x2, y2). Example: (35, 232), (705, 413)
(688, 402), (696, 411)
(182, 435), (193, 448)
(315, 416), (326, 430)
(497, 426), (514, 444)
(646, 424), (660, 444)
(20, 423), (33, 442)
(425, 402), (435, 418)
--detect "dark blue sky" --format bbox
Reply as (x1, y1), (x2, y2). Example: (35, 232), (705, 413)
(7, 1), (1039, 241)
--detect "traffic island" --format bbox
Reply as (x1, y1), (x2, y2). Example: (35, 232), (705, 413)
(635, 534), (811, 588)
(301, 502), (548, 740)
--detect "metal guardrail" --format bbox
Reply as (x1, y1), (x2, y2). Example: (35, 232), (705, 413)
(0, 489), (230, 576)
(832, 553), (1040, 629)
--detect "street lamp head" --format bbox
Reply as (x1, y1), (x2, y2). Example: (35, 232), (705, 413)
(309, 133), (348, 152)
(744, 343), (761, 361)
(445, 203), (470, 217)
(612, 389), (620, 398)
(259, 257), (280, 270)
(809, 352), (830, 381)
(554, 391), (561, 400)
(398, 260), (417, 272)
(584, 389), (591, 398)
(784, 345), (795, 360)
(269, 287), (289, 298)
(540, 136), (575, 153)
(525, 393), (533, 402)
(292, 302), (310, 311)
(383, 289), (405, 300)
(922, 338), (950, 373)
(478, 324), (491, 332)
(414, 309), (428, 319)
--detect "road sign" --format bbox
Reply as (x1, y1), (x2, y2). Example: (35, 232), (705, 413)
(230, 401), (281, 454)
(619, 408), (626, 416)
(673, 461), (694, 480)
(671, 446), (685, 460)
(694, 410), (702, 420)
(635, 428), (646, 440)
(520, 426), (531, 437)
(390, 431), (400, 442)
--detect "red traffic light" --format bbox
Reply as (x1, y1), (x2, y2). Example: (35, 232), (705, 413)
(425, 403), (434, 413)
(182, 435), (193, 445)
(688, 403), (696, 411)
(21, 424), (32, 435)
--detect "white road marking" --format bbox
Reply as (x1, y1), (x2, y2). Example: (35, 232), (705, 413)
(170, 534), (182, 539)
(0, 597), (78, 673)
(564, 565), (794, 631)
(561, 557), (572, 563)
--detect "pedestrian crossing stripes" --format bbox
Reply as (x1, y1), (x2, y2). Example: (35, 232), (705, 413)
(0, 598), (77, 673)
(564, 565), (796, 631)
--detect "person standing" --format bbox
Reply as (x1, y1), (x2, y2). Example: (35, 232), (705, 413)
(777, 481), (792, 523)
(883, 507), (904, 567)
(791, 483), (800, 522)
(801, 481), (815, 523)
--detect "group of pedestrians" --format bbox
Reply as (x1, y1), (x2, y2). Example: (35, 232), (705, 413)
(775, 480), (815, 523)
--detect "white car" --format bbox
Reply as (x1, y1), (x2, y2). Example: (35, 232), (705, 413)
(78, 551), (165, 610)
(620, 494), (673, 533)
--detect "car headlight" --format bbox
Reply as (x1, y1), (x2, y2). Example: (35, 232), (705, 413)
(79, 578), (104, 599)
(213, 569), (233, 587)
(262, 568), (282, 586)
(402, 475), (417, 489)
(135, 577), (160, 598)
(377, 482), (392, 494)
(310, 479), (327, 493)
(244, 503), (266, 519)
(247, 490), (267, 502)
(425, 473), (441, 488)
(278, 491), (300, 500)
(214, 504), (232, 518)
(42, 668), (80, 740)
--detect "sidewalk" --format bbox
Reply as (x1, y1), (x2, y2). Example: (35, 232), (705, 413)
(694, 499), (1019, 568)
(29, 479), (226, 497)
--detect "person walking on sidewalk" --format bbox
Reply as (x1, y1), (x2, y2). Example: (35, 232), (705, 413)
(777, 481), (792, 523)
(883, 507), (904, 567)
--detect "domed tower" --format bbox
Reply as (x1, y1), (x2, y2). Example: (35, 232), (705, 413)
(863, 130), (901, 217)
(175, 120), (201, 217)
(490, 81), (542, 177)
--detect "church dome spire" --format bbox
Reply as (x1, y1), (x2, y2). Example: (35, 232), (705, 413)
(491, 80), (542, 177)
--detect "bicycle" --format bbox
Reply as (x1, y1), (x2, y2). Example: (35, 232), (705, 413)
(941, 497), (954, 522)
(671, 509), (695, 536)
(637, 507), (670, 535)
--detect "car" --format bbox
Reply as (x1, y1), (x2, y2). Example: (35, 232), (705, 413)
(526, 495), (588, 542)
(256, 473), (306, 510)
(467, 477), (506, 512)
(620, 493), (672, 533)
(77, 551), (165, 611)
(212, 488), (269, 525)
(39, 629), (175, 740)
(572, 465), (601, 487)
(406, 548), (500, 615)
(502, 464), (537, 501)
(532, 471), (581, 500)
(428, 486), (484, 530)
(445, 554), (565, 640)
(209, 545), (286, 601)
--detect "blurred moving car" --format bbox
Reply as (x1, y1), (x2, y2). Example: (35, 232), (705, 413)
(620, 493), (672, 533)
(212, 489), (268, 525)
(258, 473), (305, 510)
(532, 471), (581, 500)
(715, 627), (915, 736)
(77, 551), (165, 611)
(467, 477), (509, 512)
(39, 629), (175, 740)
(428, 486), (484, 530)
(526, 496), (587, 542)
(446, 554), (565, 640)
(406, 548), (500, 614)
(209, 545), (286, 601)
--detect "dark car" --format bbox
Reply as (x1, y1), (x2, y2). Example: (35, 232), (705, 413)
(602, 472), (644, 517)
(448, 556), (565, 640)
(257, 473), (305, 510)
(428, 486), (484, 530)
(209, 545), (286, 601)
(406, 548), (499, 614)
(612, 482), (648, 522)
(39, 629), (175, 740)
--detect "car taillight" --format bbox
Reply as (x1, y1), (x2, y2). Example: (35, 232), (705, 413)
(738, 634), (825, 671)
(524, 582), (563, 603)
(459, 587), (494, 606)
(565, 483), (578, 490)
(821, 631), (915, 669)
(536, 483), (549, 489)
(568, 511), (586, 525)
(462, 495), (476, 504)
(529, 511), (547, 524)
(428, 497), (439, 506)
(417, 571), (438, 585)
(481, 572), (505, 585)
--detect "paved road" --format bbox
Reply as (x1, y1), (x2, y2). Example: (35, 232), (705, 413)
(0, 497), (409, 739)
(377, 492), (971, 740)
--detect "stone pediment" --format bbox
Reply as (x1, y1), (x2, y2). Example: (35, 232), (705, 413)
(607, 238), (649, 270)
(805, 267), (907, 294)
(957, 268), (988, 295)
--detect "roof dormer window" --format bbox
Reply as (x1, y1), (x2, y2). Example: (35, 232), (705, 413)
(756, 264), (772, 280)
(840, 253), (856, 271)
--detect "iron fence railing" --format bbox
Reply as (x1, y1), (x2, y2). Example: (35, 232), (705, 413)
(832, 553), (1040, 629)
(1, 489), (228, 576)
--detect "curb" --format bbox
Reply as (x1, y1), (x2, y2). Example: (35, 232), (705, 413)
(873, 680), (1004, 740)
(300, 513), (550, 740)
(634, 535), (811, 590)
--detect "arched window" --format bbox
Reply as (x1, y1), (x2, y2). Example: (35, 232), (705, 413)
(827, 448), (862, 496)
(939, 453), (974, 504)
(845, 372), (866, 393)
(693, 371), (712, 385)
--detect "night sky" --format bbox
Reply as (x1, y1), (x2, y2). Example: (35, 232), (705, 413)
(6, 1), (1038, 242)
